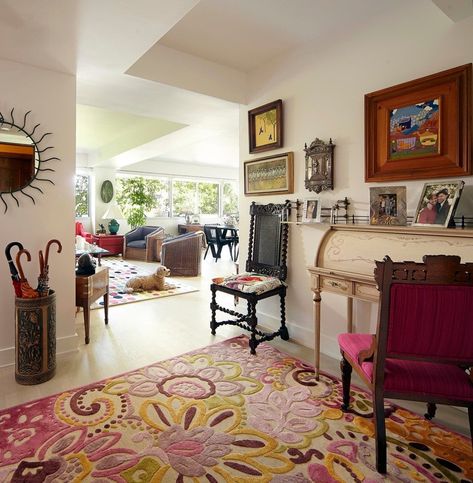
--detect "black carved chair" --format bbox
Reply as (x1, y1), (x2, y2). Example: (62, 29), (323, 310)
(210, 201), (290, 353)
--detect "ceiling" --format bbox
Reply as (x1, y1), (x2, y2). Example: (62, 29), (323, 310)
(0, 0), (470, 171)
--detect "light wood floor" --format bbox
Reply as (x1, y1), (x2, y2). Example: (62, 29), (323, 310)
(0, 252), (469, 438)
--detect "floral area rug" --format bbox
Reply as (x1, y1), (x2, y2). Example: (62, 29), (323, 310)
(91, 257), (198, 308)
(0, 336), (471, 482)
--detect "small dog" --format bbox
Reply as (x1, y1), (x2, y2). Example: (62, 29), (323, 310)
(125, 265), (173, 292)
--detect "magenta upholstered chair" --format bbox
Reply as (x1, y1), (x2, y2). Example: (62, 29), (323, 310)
(338, 255), (473, 474)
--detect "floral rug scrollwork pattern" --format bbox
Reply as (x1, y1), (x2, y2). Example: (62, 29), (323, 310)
(0, 336), (471, 481)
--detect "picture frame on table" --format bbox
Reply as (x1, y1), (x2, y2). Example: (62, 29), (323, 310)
(413, 180), (464, 227)
(369, 186), (407, 225)
(248, 99), (283, 154)
(302, 198), (322, 223)
(365, 64), (471, 182)
(244, 152), (294, 196)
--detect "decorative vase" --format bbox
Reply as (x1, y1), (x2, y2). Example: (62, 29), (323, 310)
(108, 219), (119, 235)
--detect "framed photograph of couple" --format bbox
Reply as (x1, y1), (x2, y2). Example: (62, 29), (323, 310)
(413, 180), (464, 227)
(369, 186), (407, 225)
(365, 64), (471, 182)
(302, 198), (322, 223)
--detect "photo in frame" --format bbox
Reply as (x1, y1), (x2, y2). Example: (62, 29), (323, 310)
(248, 99), (283, 154)
(302, 198), (322, 223)
(413, 180), (464, 227)
(244, 152), (293, 196)
(369, 186), (407, 225)
(365, 64), (471, 182)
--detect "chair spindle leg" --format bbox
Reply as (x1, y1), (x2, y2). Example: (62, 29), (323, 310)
(373, 388), (387, 474)
(279, 290), (289, 340)
(340, 356), (352, 411)
(210, 286), (217, 335)
(248, 301), (257, 355)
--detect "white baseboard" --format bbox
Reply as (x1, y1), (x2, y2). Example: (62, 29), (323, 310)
(0, 333), (79, 368)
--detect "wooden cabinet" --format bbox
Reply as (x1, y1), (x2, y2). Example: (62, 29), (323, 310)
(178, 224), (203, 235)
(93, 234), (124, 255)
(75, 266), (109, 344)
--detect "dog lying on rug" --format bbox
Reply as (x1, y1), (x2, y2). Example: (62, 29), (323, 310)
(125, 265), (174, 292)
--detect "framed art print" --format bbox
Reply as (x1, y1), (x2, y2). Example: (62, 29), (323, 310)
(413, 180), (464, 227)
(244, 152), (293, 196)
(369, 186), (407, 225)
(248, 99), (283, 154)
(302, 198), (322, 223)
(365, 64), (471, 182)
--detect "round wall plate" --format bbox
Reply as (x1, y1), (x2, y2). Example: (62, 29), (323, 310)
(100, 180), (114, 203)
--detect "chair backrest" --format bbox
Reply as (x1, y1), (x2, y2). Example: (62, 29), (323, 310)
(75, 221), (85, 236)
(142, 226), (160, 237)
(374, 255), (473, 373)
(246, 201), (290, 280)
(203, 225), (218, 243)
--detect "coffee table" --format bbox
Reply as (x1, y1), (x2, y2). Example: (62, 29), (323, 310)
(75, 245), (110, 266)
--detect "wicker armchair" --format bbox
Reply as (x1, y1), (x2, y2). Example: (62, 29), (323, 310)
(161, 231), (204, 276)
(123, 226), (165, 262)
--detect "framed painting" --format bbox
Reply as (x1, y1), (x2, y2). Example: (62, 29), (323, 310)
(365, 64), (471, 182)
(413, 180), (464, 227)
(302, 198), (322, 223)
(248, 99), (283, 153)
(369, 186), (406, 225)
(244, 152), (293, 196)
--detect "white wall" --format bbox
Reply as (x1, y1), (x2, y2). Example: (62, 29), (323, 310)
(0, 59), (77, 366)
(239, 2), (473, 359)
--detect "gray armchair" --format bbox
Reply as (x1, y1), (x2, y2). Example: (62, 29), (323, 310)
(123, 226), (165, 262)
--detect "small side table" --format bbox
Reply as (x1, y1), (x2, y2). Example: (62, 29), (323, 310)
(93, 234), (124, 255)
(76, 266), (109, 344)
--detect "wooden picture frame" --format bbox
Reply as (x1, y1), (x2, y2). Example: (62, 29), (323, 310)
(302, 198), (322, 223)
(248, 99), (283, 153)
(365, 64), (471, 182)
(369, 186), (407, 226)
(244, 152), (293, 196)
(412, 180), (464, 227)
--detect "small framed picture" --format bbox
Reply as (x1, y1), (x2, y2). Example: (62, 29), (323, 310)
(369, 186), (407, 225)
(413, 180), (465, 227)
(248, 99), (283, 154)
(302, 198), (322, 223)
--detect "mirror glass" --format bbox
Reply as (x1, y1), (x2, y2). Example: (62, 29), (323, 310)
(0, 127), (36, 192)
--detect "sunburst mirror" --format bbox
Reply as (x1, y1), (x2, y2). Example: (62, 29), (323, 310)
(0, 108), (59, 213)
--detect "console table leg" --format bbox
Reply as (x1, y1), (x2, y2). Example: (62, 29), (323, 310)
(84, 306), (90, 344)
(347, 297), (353, 333)
(313, 288), (321, 380)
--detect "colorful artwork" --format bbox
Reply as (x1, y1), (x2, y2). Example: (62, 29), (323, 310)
(389, 98), (440, 160)
(255, 108), (278, 147)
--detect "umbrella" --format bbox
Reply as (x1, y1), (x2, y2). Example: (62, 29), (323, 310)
(4, 242), (24, 297)
(37, 239), (62, 297)
(16, 249), (39, 298)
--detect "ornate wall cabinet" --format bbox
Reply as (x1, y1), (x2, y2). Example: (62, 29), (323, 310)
(304, 138), (334, 193)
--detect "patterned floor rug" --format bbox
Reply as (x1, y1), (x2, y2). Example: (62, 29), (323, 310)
(0, 336), (471, 481)
(91, 257), (198, 308)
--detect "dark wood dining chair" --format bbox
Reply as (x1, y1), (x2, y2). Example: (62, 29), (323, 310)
(338, 255), (473, 474)
(210, 201), (291, 353)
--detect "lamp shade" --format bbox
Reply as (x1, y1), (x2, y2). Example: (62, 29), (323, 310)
(102, 203), (124, 220)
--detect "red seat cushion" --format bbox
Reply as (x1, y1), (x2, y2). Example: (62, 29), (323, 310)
(339, 333), (473, 401)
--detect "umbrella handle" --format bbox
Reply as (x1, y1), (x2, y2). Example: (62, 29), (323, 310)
(4, 242), (24, 277)
(16, 249), (31, 281)
(39, 250), (45, 276)
(44, 239), (62, 268)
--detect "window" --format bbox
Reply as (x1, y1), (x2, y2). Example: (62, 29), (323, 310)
(172, 180), (219, 216)
(75, 174), (89, 217)
(116, 172), (237, 219)
(223, 181), (238, 215)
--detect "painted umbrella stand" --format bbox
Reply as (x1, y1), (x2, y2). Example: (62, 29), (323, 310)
(15, 290), (56, 385)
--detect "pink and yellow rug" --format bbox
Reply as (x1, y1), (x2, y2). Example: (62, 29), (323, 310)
(0, 336), (471, 481)
(92, 258), (197, 308)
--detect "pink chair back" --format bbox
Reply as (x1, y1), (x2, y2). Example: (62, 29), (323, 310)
(387, 283), (473, 362)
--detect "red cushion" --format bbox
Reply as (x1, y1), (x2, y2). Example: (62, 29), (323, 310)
(339, 333), (473, 402)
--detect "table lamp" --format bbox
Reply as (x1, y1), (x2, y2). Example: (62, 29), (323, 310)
(102, 203), (124, 235)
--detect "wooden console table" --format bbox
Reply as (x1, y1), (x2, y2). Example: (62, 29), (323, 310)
(307, 225), (473, 379)
(75, 266), (109, 344)
(178, 223), (203, 234)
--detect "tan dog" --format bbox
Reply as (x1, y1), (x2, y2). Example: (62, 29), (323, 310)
(125, 265), (173, 292)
